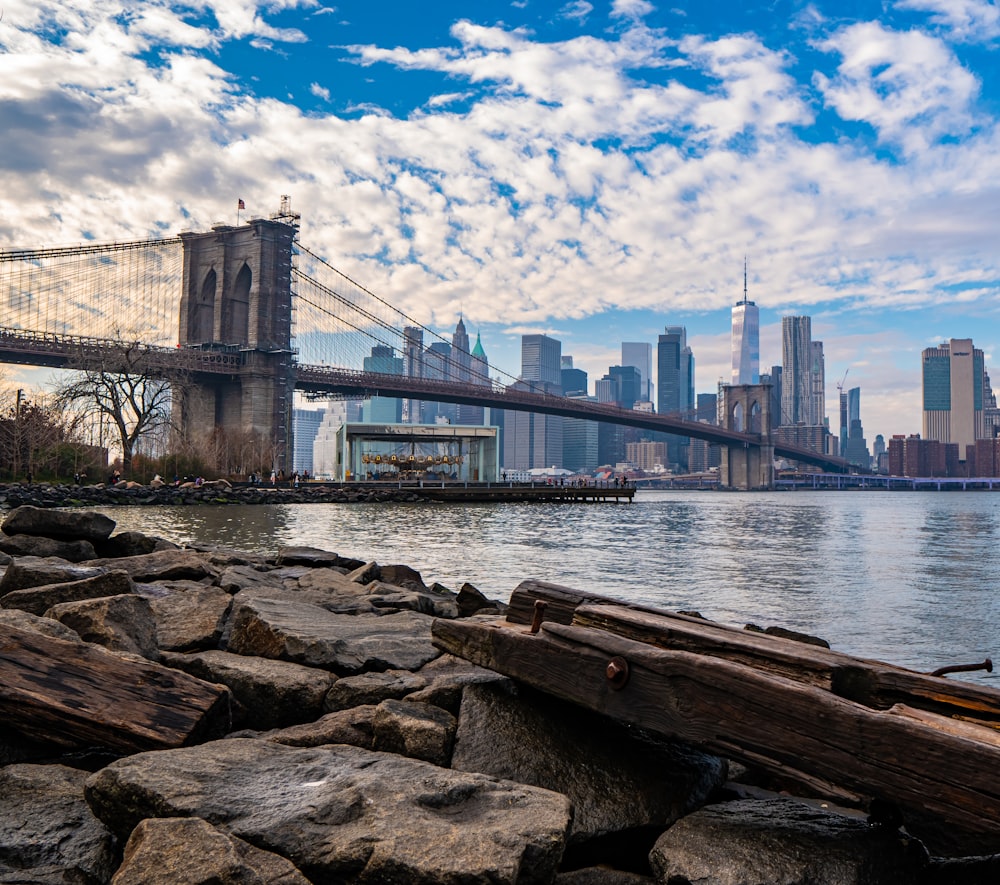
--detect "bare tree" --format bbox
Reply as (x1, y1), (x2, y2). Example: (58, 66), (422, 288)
(0, 388), (89, 480)
(53, 333), (187, 476)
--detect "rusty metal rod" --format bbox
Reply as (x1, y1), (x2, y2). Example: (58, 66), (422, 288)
(930, 658), (993, 678)
(528, 600), (548, 635)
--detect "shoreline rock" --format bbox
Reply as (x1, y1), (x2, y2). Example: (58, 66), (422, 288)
(0, 482), (428, 510)
(0, 504), (997, 883)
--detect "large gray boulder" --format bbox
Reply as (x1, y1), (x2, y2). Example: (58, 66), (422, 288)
(0, 569), (136, 616)
(293, 566), (459, 617)
(0, 606), (88, 642)
(292, 567), (392, 614)
(452, 682), (726, 845)
(0, 533), (98, 561)
(226, 595), (442, 673)
(98, 530), (177, 558)
(160, 649), (334, 730)
(456, 581), (506, 617)
(649, 798), (928, 885)
(243, 705), (378, 749)
(217, 563), (288, 595)
(0, 764), (117, 883)
(411, 652), (511, 715)
(323, 668), (427, 712)
(1, 505), (115, 542)
(379, 562), (427, 589)
(85, 549), (220, 583)
(111, 816), (310, 885)
(44, 593), (159, 658)
(0, 557), (108, 594)
(86, 738), (572, 884)
(274, 545), (358, 568)
(364, 579), (461, 618)
(137, 582), (232, 651)
(372, 698), (457, 766)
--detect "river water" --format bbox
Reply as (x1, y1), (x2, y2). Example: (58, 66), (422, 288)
(97, 490), (1000, 685)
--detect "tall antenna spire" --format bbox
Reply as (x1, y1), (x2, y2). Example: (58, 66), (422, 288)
(743, 256), (748, 303)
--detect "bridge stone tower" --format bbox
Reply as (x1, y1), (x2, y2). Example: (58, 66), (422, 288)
(719, 383), (775, 490)
(177, 218), (297, 473)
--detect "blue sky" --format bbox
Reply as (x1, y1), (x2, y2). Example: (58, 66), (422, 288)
(2, 0), (1000, 439)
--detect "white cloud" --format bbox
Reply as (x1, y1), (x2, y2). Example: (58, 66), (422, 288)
(611, 0), (655, 20)
(895, 0), (1000, 42)
(813, 22), (980, 154)
(559, 2), (594, 24)
(1, 0), (999, 441)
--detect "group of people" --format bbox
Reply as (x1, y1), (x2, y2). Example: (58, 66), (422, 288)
(498, 473), (630, 487)
(246, 469), (309, 487)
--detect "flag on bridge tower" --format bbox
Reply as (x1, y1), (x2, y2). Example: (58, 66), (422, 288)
(238, 198), (245, 210)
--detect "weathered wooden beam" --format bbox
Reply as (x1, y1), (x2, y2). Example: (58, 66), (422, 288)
(507, 580), (1000, 725)
(431, 616), (1000, 852)
(574, 603), (1000, 725)
(0, 625), (232, 753)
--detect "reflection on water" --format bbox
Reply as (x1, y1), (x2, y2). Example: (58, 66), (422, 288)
(98, 490), (1000, 684)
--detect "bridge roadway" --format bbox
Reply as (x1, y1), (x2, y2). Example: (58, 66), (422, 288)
(0, 329), (850, 473)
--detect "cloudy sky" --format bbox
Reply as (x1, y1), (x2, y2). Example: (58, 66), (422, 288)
(2, 0), (999, 440)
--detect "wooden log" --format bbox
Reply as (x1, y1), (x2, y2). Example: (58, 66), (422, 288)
(574, 603), (1000, 725)
(506, 579), (628, 627)
(431, 616), (1000, 851)
(507, 580), (1000, 725)
(0, 625), (232, 753)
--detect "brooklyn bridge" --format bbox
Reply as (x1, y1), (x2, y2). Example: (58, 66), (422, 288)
(0, 211), (849, 489)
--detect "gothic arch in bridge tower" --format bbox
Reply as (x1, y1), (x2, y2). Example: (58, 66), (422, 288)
(732, 401), (744, 432)
(189, 268), (216, 344)
(729, 397), (763, 435)
(719, 383), (774, 490)
(221, 262), (251, 344)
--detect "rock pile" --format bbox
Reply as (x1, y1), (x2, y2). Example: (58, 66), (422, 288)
(0, 504), (997, 884)
(0, 480), (421, 511)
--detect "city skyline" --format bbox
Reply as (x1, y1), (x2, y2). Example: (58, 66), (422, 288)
(2, 0), (999, 442)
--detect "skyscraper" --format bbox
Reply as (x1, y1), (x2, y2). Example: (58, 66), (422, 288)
(922, 339), (989, 456)
(657, 326), (694, 416)
(402, 325), (423, 424)
(292, 408), (325, 474)
(452, 317), (483, 426)
(561, 356), (588, 397)
(657, 326), (694, 469)
(622, 342), (653, 403)
(607, 365), (642, 410)
(843, 387), (870, 468)
(760, 365), (782, 429)
(730, 262), (759, 384)
(451, 316), (471, 382)
(362, 345), (403, 423)
(561, 357), (597, 471)
(421, 341), (456, 424)
(780, 316), (812, 425)
(470, 333), (489, 386)
(520, 334), (562, 387)
(504, 334), (563, 469)
(810, 340), (826, 427)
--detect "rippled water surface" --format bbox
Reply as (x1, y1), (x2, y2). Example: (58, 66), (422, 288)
(98, 490), (1000, 682)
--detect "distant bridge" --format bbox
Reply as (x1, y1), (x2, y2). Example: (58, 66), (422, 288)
(0, 217), (850, 484)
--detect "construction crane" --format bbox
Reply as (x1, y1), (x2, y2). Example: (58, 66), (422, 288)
(836, 369), (849, 394)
